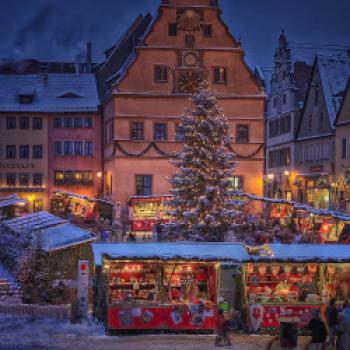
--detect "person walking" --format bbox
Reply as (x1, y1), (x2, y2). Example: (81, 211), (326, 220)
(327, 298), (339, 349)
(307, 309), (327, 350)
(336, 313), (349, 350)
(215, 309), (231, 347)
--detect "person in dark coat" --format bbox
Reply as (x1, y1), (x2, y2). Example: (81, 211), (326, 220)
(327, 298), (339, 348)
(307, 309), (327, 350)
(215, 309), (231, 347)
(336, 313), (349, 350)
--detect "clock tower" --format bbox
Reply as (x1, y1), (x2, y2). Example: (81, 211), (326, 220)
(101, 0), (265, 222)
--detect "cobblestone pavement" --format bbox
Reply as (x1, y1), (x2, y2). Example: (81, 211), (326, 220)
(0, 315), (311, 350)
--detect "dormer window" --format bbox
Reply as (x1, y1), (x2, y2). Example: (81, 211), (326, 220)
(57, 92), (83, 99)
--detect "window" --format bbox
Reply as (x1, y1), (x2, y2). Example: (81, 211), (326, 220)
(55, 171), (65, 185)
(269, 148), (291, 168)
(185, 35), (195, 48)
(74, 141), (83, 156)
(32, 117), (42, 129)
(63, 117), (73, 128)
(154, 123), (167, 140)
(33, 199), (43, 212)
(315, 89), (319, 106)
(282, 94), (287, 105)
(6, 117), (16, 129)
(229, 176), (243, 190)
(168, 23), (177, 36)
(84, 117), (93, 128)
(33, 173), (43, 186)
(342, 139), (347, 160)
(19, 145), (29, 159)
(154, 65), (168, 82)
(33, 145), (42, 159)
(64, 141), (73, 155)
(273, 98), (277, 108)
(54, 141), (62, 156)
(6, 145), (16, 159)
(84, 141), (93, 156)
(131, 122), (144, 140)
(213, 67), (227, 83)
(6, 173), (16, 186)
(19, 117), (29, 129)
(74, 117), (83, 128)
(175, 124), (185, 141)
(308, 114), (313, 129)
(19, 173), (29, 186)
(54, 117), (62, 128)
(203, 24), (212, 37)
(236, 125), (249, 144)
(319, 112), (324, 129)
(136, 175), (152, 196)
(54, 170), (93, 186)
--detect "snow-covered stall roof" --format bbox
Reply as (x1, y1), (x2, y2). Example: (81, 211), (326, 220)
(0, 74), (99, 112)
(318, 55), (350, 126)
(0, 194), (27, 208)
(92, 242), (249, 266)
(2, 211), (66, 233)
(252, 243), (350, 263)
(41, 223), (95, 252)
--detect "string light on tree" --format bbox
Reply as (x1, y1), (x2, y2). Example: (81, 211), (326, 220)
(169, 82), (239, 241)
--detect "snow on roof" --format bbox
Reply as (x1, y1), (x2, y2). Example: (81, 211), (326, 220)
(0, 194), (27, 208)
(254, 243), (350, 263)
(109, 51), (137, 87)
(92, 242), (249, 266)
(0, 74), (99, 112)
(41, 223), (95, 252)
(92, 242), (350, 265)
(317, 55), (350, 125)
(2, 211), (65, 233)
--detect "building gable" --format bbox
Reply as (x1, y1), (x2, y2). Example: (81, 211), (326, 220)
(336, 80), (350, 126)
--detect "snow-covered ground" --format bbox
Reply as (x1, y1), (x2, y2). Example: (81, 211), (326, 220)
(0, 314), (312, 350)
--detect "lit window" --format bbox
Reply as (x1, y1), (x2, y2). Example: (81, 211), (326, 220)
(19, 173), (29, 186)
(213, 67), (227, 83)
(230, 176), (244, 190)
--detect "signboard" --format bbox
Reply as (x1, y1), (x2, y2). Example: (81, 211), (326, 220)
(77, 260), (89, 319)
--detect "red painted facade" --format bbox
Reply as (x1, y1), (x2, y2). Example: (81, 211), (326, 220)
(47, 112), (102, 201)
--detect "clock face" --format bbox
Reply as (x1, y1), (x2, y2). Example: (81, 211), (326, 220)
(184, 53), (198, 67)
(178, 71), (202, 93)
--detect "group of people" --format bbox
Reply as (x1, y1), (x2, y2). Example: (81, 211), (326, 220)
(214, 298), (350, 349)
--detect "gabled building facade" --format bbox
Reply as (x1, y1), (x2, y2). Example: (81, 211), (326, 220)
(0, 74), (101, 213)
(101, 0), (265, 225)
(264, 31), (313, 200)
(335, 80), (350, 212)
(295, 55), (350, 209)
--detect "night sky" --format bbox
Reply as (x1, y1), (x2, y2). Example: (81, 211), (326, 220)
(0, 0), (349, 68)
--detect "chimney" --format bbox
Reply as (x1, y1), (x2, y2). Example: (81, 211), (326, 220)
(86, 42), (92, 73)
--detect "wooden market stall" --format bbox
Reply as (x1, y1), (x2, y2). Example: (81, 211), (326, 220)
(92, 242), (247, 333)
(243, 243), (350, 330)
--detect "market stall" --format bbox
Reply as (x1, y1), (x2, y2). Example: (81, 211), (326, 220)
(243, 244), (350, 330)
(128, 196), (172, 239)
(92, 242), (247, 332)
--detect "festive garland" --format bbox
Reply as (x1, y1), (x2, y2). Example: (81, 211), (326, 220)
(113, 140), (264, 159)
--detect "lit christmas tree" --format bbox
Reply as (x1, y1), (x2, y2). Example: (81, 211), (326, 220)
(169, 82), (237, 241)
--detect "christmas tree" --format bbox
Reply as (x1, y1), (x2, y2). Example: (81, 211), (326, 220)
(169, 82), (237, 241)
